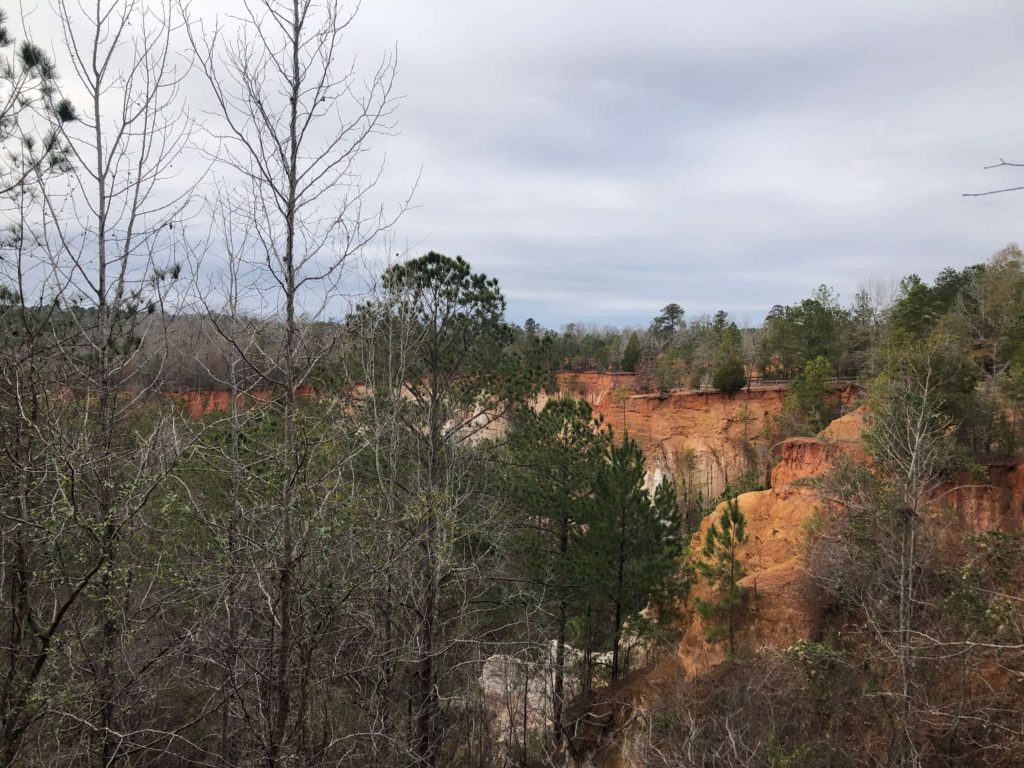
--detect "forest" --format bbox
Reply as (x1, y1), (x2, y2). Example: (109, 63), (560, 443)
(1, 2), (1022, 767)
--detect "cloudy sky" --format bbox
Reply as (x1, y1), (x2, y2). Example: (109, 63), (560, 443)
(334, 0), (1024, 328)
(25, 1), (1024, 328)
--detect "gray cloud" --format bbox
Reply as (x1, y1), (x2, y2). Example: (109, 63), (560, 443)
(45, 0), (1020, 328)
(342, 0), (1024, 327)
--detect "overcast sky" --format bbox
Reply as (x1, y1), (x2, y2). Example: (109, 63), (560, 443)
(327, 0), (1024, 328)
(28, 1), (1024, 328)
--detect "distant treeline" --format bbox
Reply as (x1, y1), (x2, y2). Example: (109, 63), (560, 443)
(508, 245), (1024, 396)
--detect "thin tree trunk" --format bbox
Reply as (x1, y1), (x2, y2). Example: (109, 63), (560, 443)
(552, 512), (569, 746)
(897, 506), (917, 767)
(611, 496), (627, 682)
(268, 5), (303, 765)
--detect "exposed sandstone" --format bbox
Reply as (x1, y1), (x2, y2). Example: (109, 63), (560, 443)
(555, 372), (788, 499)
(540, 401), (1024, 766)
(554, 372), (858, 500)
(677, 407), (867, 678)
(677, 405), (1023, 680)
(166, 385), (314, 420)
(942, 462), (1024, 533)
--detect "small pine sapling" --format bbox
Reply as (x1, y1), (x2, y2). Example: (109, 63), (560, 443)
(694, 496), (748, 657)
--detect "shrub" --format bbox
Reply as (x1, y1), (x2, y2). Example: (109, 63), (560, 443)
(712, 357), (747, 394)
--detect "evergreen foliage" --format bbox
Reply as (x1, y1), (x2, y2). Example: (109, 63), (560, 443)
(712, 356), (747, 394)
(576, 435), (682, 681)
(0, 10), (76, 194)
(891, 265), (984, 339)
(694, 496), (747, 658)
(760, 285), (847, 377)
(621, 332), (641, 373)
(650, 303), (685, 339)
(505, 397), (609, 738)
(779, 355), (836, 435)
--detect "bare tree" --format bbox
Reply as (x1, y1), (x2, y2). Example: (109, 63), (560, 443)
(0, 14), (79, 765)
(0, 1), (198, 764)
(42, 1), (198, 763)
(809, 337), (991, 767)
(862, 343), (957, 767)
(181, 1), (407, 764)
(963, 158), (1024, 197)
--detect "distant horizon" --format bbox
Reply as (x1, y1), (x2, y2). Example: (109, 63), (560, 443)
(24, 1), (1024, 330)
(342, 1), (1024, 329)
(493, 246), (1003, 330)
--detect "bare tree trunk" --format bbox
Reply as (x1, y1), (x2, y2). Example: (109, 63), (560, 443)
(611, 496), (628, 682)
(40, 2), (196, 763)
(551, 517), (569, 747)
(266, 9), (302, 762)
(582, 606), (594, 698)
(896, 504), (917, 768)
(184, 0), (402, 762)
(414, 508), (441, 767)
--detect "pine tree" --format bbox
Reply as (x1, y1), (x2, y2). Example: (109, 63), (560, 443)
(577, 435), (682, 682)
(694, 496), (748, 658)
(779, 355), (835, 435)
(650, 303), (685, 341)
(622, 332), (641, 373)
(505, 397), (609, 744)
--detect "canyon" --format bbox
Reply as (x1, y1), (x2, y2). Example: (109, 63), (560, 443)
(164, 375), (1024, 765)
(550, 371), (855, 499)
(564, 402), (1024, 766)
